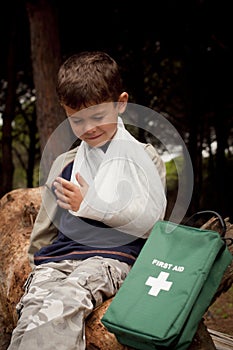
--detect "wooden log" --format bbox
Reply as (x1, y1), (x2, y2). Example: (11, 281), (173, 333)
(0, 187), (41, 350)
(201, 217), (233, 300)
(0, 187), (232, 350)
(208, 329), (233, 350)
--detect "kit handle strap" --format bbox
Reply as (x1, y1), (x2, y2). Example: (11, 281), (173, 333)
(183, 210), (226, 237)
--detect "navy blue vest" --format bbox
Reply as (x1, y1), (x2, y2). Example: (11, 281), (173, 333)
(34, 148), (145, 266)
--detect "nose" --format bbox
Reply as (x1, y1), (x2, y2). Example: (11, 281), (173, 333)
(83, 122), (97, 135)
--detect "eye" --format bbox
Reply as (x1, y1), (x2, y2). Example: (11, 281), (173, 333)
(71, 118), (83, 124)
(92, 116), (104, 121)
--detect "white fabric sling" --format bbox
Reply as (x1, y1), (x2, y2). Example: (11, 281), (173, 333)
(69, 117), (167, 238)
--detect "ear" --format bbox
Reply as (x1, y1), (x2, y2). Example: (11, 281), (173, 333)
(118, 92), (128, 114)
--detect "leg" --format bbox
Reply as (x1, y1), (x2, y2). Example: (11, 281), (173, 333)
(7, 257), (130, 350)
(7, 261), (73, 350)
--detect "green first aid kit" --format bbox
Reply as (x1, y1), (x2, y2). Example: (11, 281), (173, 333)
(101, 212), (233, 350)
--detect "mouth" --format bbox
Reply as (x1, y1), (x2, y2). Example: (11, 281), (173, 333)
(85, 133), (104, 141)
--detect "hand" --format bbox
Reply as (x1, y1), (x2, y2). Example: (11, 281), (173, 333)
(53, 173), (89, 211)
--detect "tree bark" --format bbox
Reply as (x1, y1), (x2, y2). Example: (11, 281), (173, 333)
(26, 0), (67, 183)
(0, 5), (18, 198)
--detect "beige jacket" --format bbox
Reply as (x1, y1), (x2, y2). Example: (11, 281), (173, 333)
(28, 144), (166, 267)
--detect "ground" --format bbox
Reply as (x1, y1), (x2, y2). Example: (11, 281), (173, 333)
(204, 284), (233, 336)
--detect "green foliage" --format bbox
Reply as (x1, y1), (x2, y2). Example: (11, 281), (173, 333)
(0, 77), (41, 190)
(12, 101), (40, 188)
(165, 157), (183, 192)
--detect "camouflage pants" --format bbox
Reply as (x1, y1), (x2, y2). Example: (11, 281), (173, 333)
(7, 256), (131, 350)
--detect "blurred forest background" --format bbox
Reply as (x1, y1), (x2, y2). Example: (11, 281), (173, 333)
(0, 0), (232, 221)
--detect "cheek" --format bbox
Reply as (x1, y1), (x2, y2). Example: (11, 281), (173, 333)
(70, 124), (82, 138)
(104, 124), (117, 136)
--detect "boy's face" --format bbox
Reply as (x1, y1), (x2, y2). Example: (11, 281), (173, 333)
(63, 94), (128, 147)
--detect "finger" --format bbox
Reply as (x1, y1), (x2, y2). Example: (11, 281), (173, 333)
(54, 177), (76, 191)
(54, 189), (69, 204)
(56, 199), (71, 210)
(53, 181), (64, 193)
(54, 184), (69, 199)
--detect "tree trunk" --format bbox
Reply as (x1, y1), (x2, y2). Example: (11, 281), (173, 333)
(0, 6), (18, 198)
(26, 0), (67, 183)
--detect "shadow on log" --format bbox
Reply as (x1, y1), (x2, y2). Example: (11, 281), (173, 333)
(0, 188), (232, 350)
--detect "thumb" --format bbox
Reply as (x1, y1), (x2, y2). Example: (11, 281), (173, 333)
(76, 172), (87, 187)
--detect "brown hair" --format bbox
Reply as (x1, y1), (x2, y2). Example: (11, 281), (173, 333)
(56, 51), (123, 109)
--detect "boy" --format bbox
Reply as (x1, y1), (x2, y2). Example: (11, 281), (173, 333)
(8, 51), (167, 349)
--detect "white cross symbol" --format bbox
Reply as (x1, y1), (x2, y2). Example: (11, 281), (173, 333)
(145, 271), (173, 297)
